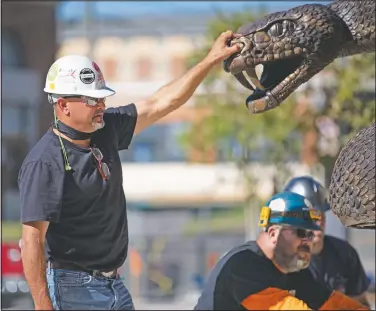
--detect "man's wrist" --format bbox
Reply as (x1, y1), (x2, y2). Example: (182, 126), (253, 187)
(200, 55), (218, 69)
(30, 285), (53, 310)
(34, 296), (54, 310)
(34, 304), (54, 311)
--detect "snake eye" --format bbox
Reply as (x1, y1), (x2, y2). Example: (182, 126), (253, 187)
(268, 23), (284, 37)
(283, 20), (296, 33)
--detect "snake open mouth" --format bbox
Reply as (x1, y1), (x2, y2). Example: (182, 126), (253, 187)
(233, 55), (306, 112)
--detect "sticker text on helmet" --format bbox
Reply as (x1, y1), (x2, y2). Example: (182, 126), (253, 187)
(79, 68), (96, 84)
(58, 68), (77, 80)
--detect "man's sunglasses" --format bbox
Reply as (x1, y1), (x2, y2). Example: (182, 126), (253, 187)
(295, 228), (315, 240)
(62, 96), (106, 107)
(283, 227), (315, 240)
(90, 147), (110, 180)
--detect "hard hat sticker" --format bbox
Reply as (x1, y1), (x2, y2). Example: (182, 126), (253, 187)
(47, 64), (59, 81)
(269, 198), (286, 212)
(92, 62), (104, 85)
(58, 68), (77, 80)
(92, 62), (101, 73)
(80, 68), (95, 84)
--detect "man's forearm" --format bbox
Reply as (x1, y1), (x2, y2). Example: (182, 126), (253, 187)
(132, 30), (240, 134)
(142, 57), (216, 123)
(154, 56), (215, 109)
(22, 238), (53, 309)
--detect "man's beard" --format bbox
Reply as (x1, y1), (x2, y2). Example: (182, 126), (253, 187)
(92, 119), (105, 131)
(92, 109), (105, 131)
(273, 233), (311, 273)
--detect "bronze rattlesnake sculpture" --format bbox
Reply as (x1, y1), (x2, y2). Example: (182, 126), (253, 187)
(223, 1), (375, 228)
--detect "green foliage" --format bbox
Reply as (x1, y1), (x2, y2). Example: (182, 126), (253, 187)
(325, 53), (375, 143)
(286, 52), (375, 156)
(2, 221), (22, 242)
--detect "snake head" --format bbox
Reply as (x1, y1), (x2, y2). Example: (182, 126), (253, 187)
(224, 4), (350, 113)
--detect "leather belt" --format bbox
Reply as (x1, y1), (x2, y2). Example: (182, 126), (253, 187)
(49, 261), (119, 279)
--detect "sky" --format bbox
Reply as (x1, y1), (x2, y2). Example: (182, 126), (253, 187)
(56, 1), (331, 21)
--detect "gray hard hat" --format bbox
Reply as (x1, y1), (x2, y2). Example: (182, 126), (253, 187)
(283, 176), (330, 212)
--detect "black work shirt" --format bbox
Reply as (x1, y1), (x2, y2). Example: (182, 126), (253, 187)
(18, 104), (137, 272)
(194, 240), (332, 310)
(309, 235), (370, 296)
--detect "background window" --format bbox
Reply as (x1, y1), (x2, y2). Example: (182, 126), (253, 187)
(119, 122), (188, 162)
(103, 57), (117, 81)
(2, 28), (25, 68)
(135, 57), (153, 80)
(170, 56), (186, 79)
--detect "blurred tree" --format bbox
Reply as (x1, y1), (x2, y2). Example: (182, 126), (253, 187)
(325, 53), (375, 141)
(291, 52), (375, 184)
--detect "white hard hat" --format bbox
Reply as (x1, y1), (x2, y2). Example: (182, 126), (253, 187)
(43, 54), (116, 98)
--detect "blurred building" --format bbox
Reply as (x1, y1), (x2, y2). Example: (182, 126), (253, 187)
(2, 1), (58, 220)
(57, 11), (221, 163)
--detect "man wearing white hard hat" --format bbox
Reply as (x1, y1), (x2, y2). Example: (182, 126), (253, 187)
(18, 31), (241, 310)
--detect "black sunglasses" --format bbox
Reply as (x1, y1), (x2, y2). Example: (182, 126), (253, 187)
(282, 227), (315, 240)
(295, 228), (315, 240)
(90, 147), (110, 180)
(62, 95), (106, 107)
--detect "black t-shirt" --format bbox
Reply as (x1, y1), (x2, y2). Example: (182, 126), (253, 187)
(18, 104), (138, 272)
(194, 241), (332, 310)
(309, 235), (370, 296)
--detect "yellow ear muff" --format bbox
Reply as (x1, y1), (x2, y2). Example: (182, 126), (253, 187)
(259, 206), (271, 227)
(309, 209), (322, 221)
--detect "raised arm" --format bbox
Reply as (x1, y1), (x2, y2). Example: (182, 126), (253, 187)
(132, 30), (241, 135)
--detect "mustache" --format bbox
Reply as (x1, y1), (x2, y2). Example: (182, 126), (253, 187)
(298, 244), (311, 253)
(94, 109), (104, 117)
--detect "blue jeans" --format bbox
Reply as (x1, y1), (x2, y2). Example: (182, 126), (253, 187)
(46, 263), (134, 310)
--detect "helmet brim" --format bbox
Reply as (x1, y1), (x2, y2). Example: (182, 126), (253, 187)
(43, 86), (116, 98)
(79, 86), (116, 98)
(295, 221), (322, 231)
(270, 217), (322, 231)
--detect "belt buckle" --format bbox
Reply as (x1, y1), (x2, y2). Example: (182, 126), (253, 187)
(94, 269), (116, 278)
